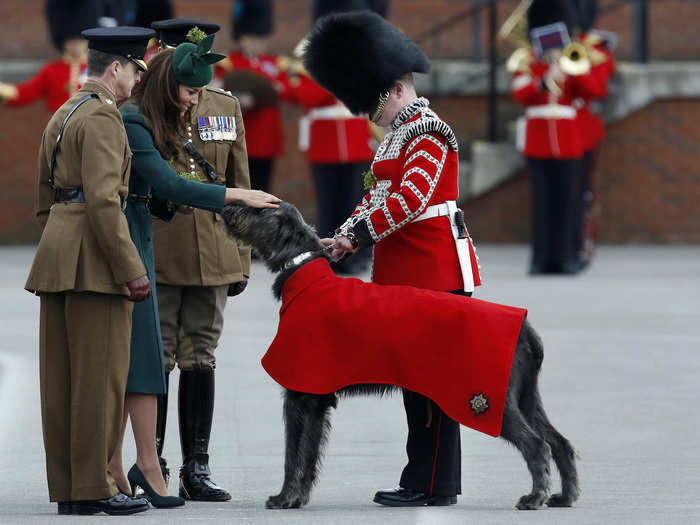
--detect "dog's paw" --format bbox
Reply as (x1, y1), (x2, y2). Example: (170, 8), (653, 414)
(516, 492), (548, 510)
(546, 493), (575, 507)
(266, 494), (302, 509)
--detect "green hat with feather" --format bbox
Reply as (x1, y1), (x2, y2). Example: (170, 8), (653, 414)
(172, 31), (225, 87)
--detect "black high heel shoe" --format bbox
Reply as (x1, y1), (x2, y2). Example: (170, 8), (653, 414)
(128, 464), (185, 509)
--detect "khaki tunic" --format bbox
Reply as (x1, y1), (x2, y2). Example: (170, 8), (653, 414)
(152, 87), (251, 286)
(26, 82), (146, 294)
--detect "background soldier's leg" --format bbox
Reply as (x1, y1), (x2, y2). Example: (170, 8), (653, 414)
(65, 292), (131, 501)
(39, 293), (72, 502)
(177, 285), (230, 501)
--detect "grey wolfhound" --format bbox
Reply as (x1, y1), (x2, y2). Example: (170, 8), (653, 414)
(221, 202), (579, 511)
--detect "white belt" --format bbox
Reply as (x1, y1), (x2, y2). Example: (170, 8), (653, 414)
(526, 104), (577, 120)
(308, 104), (355, 121)
(412, 200), (477, 292)
(413, 202), (451, 222)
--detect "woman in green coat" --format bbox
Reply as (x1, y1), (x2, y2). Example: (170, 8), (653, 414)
(107, 36), (280, 506)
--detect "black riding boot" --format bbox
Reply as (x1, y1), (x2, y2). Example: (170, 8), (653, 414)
(156, 373), (170, 486)
(178, 368), (231, 501)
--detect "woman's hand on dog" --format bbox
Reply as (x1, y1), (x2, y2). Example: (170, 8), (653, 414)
(225, 188), (281, 209)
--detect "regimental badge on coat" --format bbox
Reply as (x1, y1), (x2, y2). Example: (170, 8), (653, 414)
(469, 393), (489, 415)
(198, 116), (237, 142)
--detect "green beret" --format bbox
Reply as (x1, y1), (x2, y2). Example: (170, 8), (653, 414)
(172, 33), (225, 87)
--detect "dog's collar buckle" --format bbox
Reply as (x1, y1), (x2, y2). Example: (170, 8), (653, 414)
(282, 251), (315, 272)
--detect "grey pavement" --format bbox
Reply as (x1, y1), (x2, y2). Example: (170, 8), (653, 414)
(0, 244), (698, 524)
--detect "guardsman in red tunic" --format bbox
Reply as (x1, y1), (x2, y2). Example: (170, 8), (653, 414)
(571, 0), (616, 266)
(214, 0), (283, 195)
(511, 0), (605, 274)
(304, 10), (481, 507)
(0, 0), (97, 113)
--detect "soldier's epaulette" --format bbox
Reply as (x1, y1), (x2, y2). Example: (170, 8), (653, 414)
(206, 86), (235, 98)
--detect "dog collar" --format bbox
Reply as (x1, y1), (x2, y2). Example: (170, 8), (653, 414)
(281, 251), (315, 272)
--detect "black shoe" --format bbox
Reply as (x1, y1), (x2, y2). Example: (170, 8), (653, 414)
(179, 457), (231, 502)
(128, 464), (185, 509)
(71, 492), (149, 515)
(373, 488), (457, 507)
(57, 501), (73, 515)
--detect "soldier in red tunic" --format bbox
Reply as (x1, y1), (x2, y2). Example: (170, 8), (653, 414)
(0, 0), (98, 113)
(511, 0), (605, 274)
(304, 11), (481, 507)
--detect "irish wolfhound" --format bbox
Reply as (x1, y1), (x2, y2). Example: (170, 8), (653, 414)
(221, 202), (579, 511)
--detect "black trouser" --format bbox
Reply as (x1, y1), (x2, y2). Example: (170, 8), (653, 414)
(311, 162), (372, 266)
(528, 157), (582, 271)
(399, 289), (471, 497)
(248, 157), (275, 193)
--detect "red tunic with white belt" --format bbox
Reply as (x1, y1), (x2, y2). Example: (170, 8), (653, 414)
(512, 58), (605, 160)
(286, 73), (374, 164)
(9, 59), (86, 113)
(339, 97), (481, 292)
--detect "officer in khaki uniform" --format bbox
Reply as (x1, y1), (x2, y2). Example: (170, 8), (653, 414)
(149, 19), (250, 502)
(24, 27), (154, 516)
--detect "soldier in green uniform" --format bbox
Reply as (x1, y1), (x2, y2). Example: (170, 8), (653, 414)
(148, 19), (251, 501)
(24, 27), (154, 516)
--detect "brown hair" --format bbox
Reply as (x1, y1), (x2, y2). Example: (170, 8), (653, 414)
(129, 49), (187, 161)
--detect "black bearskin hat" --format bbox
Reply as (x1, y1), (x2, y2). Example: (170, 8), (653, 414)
(572, 0), (598, 32)
(45, 0), (101, 50)
(527, 0), (577, 32)
(303, 11), (429, 115)
(312, 0), (389, 22)
(232, 0), (274, 39)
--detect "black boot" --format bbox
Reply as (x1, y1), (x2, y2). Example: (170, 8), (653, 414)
(156, 373), (170, 487)
(178, 369), (231, 502)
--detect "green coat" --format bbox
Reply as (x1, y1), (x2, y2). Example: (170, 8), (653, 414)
(120, 104), (226, 394)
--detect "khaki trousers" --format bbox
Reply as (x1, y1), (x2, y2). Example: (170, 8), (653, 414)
(157, 284), (228, 373)
(39, 292), (132, 502)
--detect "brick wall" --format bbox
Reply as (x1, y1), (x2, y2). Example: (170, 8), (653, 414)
(0, 1), (698, 244)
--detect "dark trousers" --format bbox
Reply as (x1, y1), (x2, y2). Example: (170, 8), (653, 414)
(311, 162), (372, 267)
(528, 157), (582, 271)
(399, 289), (471, 497)
(248, 157), (275, 193)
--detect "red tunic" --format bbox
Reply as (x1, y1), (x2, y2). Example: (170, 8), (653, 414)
(512, 58), (605, 159)
(286, 73), (374, 164)
(262, 258), (527, 437)
(340, 98), (481, 292)
(215, 52), (285, 159)
(9, 60), (86, 113)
